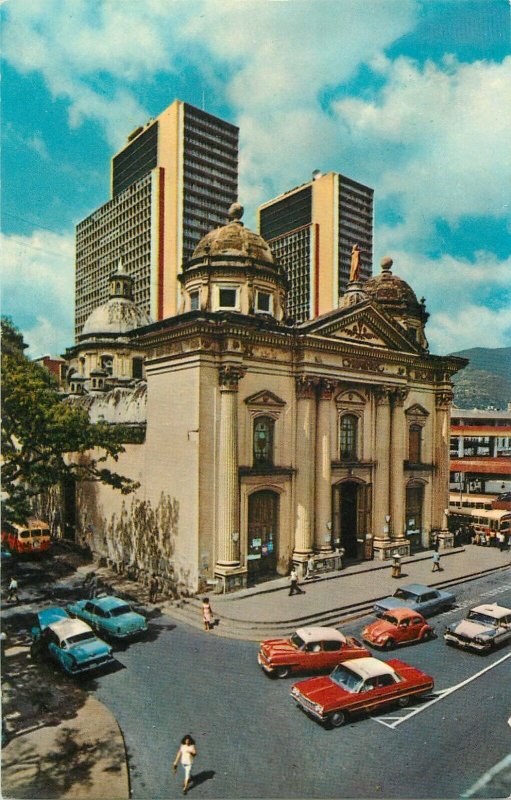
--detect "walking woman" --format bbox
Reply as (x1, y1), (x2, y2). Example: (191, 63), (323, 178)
(202, 597), (214, 631)
(173, 734), (197, 794)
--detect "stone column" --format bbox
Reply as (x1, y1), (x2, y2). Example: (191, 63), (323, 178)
(433, 390), (453, 544)
(315, 379), (335, 553)
(390, 387), (408, 542)
(372, 386), (392, 556)
(293, 376), (316, 560)
(215, 365), (245, 570)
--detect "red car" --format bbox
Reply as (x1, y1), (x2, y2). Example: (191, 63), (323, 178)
(258, 626), (369, 678)
(362, 607), (434, 649)
(291, 656), (434, 727)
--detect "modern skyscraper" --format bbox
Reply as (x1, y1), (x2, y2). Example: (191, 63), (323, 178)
(75, 100), (239, 339)
(258, 171), (373, 322)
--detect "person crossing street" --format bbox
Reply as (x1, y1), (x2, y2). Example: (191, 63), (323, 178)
(289, 568), (305, 596)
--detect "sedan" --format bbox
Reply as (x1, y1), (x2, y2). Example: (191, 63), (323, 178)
(258, 626), (370, 678)
(30, 607), (113, 675)
(373, 583), (455, 618)
(444, 603), (511, 652)
(362, 608), (434, 649)
(291, 656), (434, 728)
(67, 596), (148, 640)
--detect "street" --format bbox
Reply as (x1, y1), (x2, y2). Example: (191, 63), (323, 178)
(90, 570), (511, 799)
(2, 553), (510, 799)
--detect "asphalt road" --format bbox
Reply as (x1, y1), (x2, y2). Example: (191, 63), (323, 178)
(85, 570), (511, 800)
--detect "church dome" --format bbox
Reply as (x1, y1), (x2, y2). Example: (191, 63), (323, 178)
(364, 257), (424, 319)
(81, 298), (152, 337)
(189, 203), (275, 267)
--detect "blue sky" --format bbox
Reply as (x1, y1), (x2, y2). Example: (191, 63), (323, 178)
(2, 0), (510, 358)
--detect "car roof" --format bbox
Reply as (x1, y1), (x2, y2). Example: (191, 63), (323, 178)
(382, 607), (424, 620)
(399, 583), (431, 595)
(91, 595), (130, 611)
(49, 618), (94, 640)
(341, 657), (396, 679)
(296, 627), (347, 643)
(471, 603), (511, 618)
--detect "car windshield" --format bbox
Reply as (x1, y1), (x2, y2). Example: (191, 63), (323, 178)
(289, 633), (305, 649)
(467, 611), (499, 627)
(330, 665), (364, 693)
(63, 632), (96, 646)
(382, 614), (399, 625)
(109, 605), (132, 618)
(393, 588), (416, 600)
(31, 530), (43, 536)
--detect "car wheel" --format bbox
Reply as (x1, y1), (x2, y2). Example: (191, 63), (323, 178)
(275, 666), (291, 679)
(421, 629), (433, 641)
(383, 638), (394, 650)
(327, 710), (347, 728)
(397, 695), (410, 708)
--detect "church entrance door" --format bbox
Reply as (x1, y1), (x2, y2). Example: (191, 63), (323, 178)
(247, 490), (279, 581)
(333, 481), (370, 560)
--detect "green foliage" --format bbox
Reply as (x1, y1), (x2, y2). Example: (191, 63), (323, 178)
(1, 317), (138, 524)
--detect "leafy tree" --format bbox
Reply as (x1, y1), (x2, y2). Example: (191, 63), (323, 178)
(1, 317), (138, 524)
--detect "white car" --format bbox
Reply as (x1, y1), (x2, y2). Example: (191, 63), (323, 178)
(444, 603), (511, 652)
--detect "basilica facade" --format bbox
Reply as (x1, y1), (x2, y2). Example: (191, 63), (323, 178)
(65, 205), (466, 593)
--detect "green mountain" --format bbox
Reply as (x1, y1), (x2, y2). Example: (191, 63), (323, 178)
(448, 347), (511, 410)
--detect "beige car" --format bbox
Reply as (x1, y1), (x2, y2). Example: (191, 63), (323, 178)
(444, 603), (511, 652)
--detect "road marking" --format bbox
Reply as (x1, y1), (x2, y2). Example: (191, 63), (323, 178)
(461, 752), (511, 798)
(373, 651), (511, 729)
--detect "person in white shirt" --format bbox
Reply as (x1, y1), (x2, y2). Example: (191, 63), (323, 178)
(289, 568), (305, 596)
(173, 734), (197, 794)
(7, 577), (19, 602)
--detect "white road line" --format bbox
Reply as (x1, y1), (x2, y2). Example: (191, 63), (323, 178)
(461, 752), (511, 798)
(374, 651), (511, 729)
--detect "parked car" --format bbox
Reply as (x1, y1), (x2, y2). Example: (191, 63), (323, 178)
(362, 608), (434, 649)
(373, 583), (455, 618)
(291, 656), (434, 728)
(30, 607), (113, 675)
(258, 626), (370, 678)
(444, 603), (511, 652)
(67, 596), (148, 640)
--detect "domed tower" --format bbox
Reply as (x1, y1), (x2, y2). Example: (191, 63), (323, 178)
(364, 256), (429, 351)
(66, 259), (152, 393)
(179, 203), (288, 321)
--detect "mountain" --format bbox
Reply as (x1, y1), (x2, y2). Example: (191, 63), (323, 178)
(448, 347), (511, 410)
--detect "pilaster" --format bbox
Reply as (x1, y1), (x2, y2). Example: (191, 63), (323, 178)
(433, 390), (453, 535)
(390, 387), (408, 544)
(315, 379), (335, 553)
(372, 385), (392, 558)
(293, 376), (316, 561)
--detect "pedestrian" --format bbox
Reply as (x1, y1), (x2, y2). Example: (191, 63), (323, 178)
(149, 574), (159, 603)
(432, 537), (439, 553)
(289, 567), (305, 596)
(305, 555), (315, 580)
(7, 576), (19, 603)
(202, 597), (214, 630)
(432, 550), (442, 572)
(173, 734), (197, 795)
(88, 573), (98, 599)
(497, 530), (506, 552)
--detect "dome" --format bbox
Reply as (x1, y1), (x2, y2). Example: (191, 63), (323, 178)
(364, 257), (424, 319)
(190, 203), (275, 267)
(81, 297), (152, 337)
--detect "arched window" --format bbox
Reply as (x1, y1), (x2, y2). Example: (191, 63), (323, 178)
(340, 414), (358, 461)
(101, 355), (113, 376)
(253, 416), (274, 465)
(409, 424), (422, 464)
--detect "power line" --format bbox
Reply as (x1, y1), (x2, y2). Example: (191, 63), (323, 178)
(2, 210), (72, 238)
(5, 237), (73, 260)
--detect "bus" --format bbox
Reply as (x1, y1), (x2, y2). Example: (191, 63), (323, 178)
(1, 519), (51, 556)
(448, 493), (511, 543)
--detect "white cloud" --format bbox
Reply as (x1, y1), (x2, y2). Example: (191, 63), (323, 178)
(1, 230), (75, 357)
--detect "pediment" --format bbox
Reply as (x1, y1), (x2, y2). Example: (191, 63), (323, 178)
(244, 390), (286, 407)
(406, 403), (429, 418)
(300, 302), (421, 354)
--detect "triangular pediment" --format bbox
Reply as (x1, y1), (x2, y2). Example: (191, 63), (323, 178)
(244, 390), (286, 407)
(299, 302), (421, 354)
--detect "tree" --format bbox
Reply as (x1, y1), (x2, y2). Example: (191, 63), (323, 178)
(1, 317), (138, 524)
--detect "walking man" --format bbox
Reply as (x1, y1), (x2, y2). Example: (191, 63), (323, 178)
(305, 555), (315, 580)
(149, 574), (159, 603)
(7, 576), (19, 603)
(289, 568), (305, 596)
(432, 550), (442, 572)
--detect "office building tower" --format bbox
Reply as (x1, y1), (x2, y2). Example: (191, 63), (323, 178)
(75, 100), (239, 339)
(258, 171), (373, 322)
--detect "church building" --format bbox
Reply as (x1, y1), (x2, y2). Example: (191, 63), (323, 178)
(65, 204), (466, 593)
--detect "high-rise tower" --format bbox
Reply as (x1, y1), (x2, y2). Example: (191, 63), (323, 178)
(258, 171), (373, 322)
(75, 100), (239, 339)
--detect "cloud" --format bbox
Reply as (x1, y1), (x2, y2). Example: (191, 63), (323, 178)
(1, 230), (75, 357)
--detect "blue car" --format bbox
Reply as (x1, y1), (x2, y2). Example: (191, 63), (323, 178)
(31, 607), (113, 675)
(373, 583), (455, 618)
(66, 596), (148, 640)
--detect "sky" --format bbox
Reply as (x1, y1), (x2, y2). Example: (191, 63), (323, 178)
(1, 0), (510, 358)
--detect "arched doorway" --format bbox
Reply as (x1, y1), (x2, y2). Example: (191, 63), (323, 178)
(333, 481), (371, 560)
(247, 490), (279, 581)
